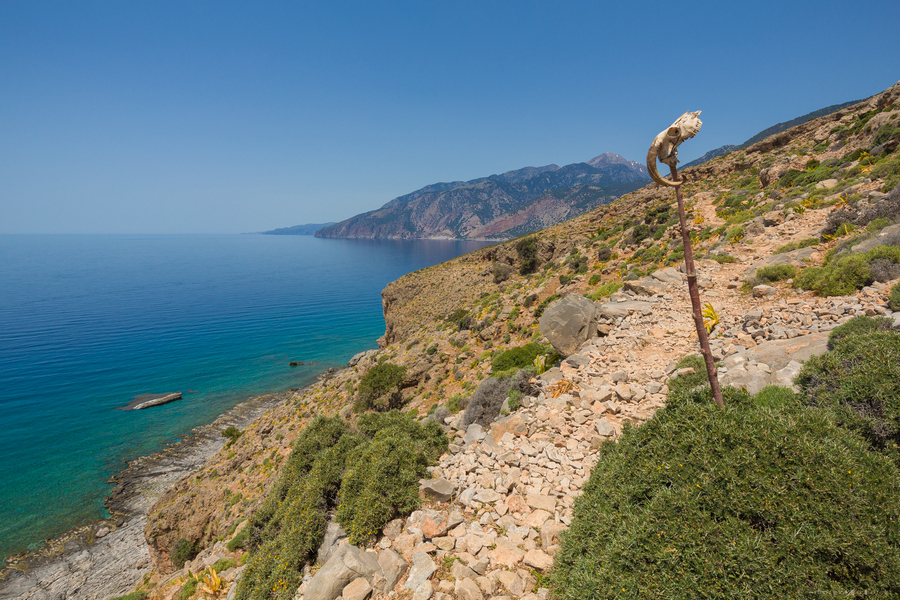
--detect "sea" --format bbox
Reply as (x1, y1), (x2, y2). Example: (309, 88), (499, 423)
(0, 233), (495, 563)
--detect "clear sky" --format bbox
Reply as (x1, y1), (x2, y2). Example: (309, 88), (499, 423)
(2, 1), (898, 234)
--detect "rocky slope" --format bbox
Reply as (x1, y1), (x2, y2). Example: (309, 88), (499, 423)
(315, 154), (648, 240)
(6, 79), (899, 600)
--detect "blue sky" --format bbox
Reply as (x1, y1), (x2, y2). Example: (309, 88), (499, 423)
(2, 1), (898, 234)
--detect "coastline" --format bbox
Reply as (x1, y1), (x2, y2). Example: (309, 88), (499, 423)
(0, 387), (297, 600)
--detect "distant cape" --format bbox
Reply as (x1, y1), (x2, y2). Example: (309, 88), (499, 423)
(260, 223), (336, 235)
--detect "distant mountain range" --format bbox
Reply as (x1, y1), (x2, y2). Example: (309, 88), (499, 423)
(681, 99), (861, 168)
(261, 223), (335, 235)
(314, 152), (649, 240)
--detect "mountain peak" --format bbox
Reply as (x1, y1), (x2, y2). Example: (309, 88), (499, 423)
(586, 152), (648, 175)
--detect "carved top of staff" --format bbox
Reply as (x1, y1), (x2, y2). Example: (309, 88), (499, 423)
(646, 111), (702, 187)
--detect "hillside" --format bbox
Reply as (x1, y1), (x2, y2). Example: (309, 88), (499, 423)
(682, 98), (861, 168)
(315, 153), (649, 240)
(260, 223), (335, 235)
(7, 80), (900, 600)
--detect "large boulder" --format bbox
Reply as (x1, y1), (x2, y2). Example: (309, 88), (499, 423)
(539, 294), (599, 356)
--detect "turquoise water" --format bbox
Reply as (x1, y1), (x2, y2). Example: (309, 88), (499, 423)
(0, 234), (493, 562)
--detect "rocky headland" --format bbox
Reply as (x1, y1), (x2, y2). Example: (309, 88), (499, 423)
(3, 80), (900, 600)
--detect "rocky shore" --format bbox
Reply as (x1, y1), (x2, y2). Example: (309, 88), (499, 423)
(0, 390), (295, 600)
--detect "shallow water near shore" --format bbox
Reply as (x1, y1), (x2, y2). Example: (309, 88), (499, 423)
(0, 233), (493, 563)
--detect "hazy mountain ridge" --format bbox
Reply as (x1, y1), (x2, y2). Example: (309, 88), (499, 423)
(682, 99), (862, 169)
(260, 222), (335, 235)
(316, 153), (649, 240)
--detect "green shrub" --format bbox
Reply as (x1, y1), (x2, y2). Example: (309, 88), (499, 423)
(597, 247), (613, 262)
(666, 354), (708, 398)
(212, 558), (238, 572)
(226, 528), (249, 552)
(446, 393), (468, 414)
(706, 253), (737, 264)
(873, 153), (900, 192)
(174, 578), (198, 600)
(588, 274), (602, 285)
(724, 225), (744, 243)
(516, 237), (539, 274)
(796, 318), (900, 460)
(794, 245), (900, 296)
(871, 124), (900, 148)
(426, 345), (437, 356)
(236, 413), (446, 600)
(827, 315), (898, 349)
(354, 363), (407, 412)
(171, 538), (198, 569)
(585, 281), (622, 301)
(558, 274), (573, 285)
(550, 386), (900, 599)
(490, 342), (550, 372)
(532, 294), (559, 318)
(773, 237), (818, 254)
(755, 264), (797, 283)
(336, 412), (447, 543)
(891, 282), (900, 310)
(222, 426), (242, 448)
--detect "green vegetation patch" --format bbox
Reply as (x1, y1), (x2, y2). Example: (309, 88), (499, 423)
(171, 538), (198, 569)
(353, 362), (407, 412)
(516, 236), (539, 274)
(891, 282), (900, 311)
(754, 264), (797, 283)
(773, 237), (818, 254)
(490, 342), (553, 372)
(796, 316), (900, 462)
(794, 245), (900, 296)
(236, 412), (446, 600)
(550, 386), (900, 599)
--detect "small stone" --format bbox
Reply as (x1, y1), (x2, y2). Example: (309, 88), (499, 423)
(420, 478), (455, 502)
(523, 549), (554, 571)
(342, 577), (373, 600)
(405, 552), (438, 592)
(594, 418), (615, 438)
(455, 577), (486, 600)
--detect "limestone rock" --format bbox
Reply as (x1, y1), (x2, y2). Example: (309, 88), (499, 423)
(405, 552), (437, 593)
(342, 577), (373, 600)
(539, 294), (599, 356)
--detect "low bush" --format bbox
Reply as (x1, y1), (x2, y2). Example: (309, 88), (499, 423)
(446, 393), (468, 414)
(532, 294), (559, 318)
(236, 412), (446, 600)
(516, 237), (539, 274)
(175, 577), (198, 600)
(773, 237), (818, 254)
(796, 316), (900, 461)
(872, 154), (900, 192)
(222, 426), (242, 448)
(755, 264), (797, 283)
(550, 385), (900, 599)
(597, 247), (613, 262)
(354, 363), (407, 412)
(794, 245), (900, 296)
(666, 354), (708, 398)
(226, 528), (249, 552)
(706, 253), (737, 264)
(490, 342), (550, 372)
(491, 262), (513, 283)
(460, 369), (535, 429)
(891, 282), (900, 310)
(171, 538), (198, 570)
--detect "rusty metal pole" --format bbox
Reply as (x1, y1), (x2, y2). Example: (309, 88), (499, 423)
(669, 165), (724, 406)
